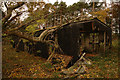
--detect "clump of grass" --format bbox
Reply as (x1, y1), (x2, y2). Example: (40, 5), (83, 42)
(112, 39), (118, 48)
(86, 47), (118, 78)
(41, 62), (53, 69)
(2, 44), (53, 78)
(52, 72), (61, 78)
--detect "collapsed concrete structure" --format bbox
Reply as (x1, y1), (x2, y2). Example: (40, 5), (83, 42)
(11, 18), (112, 68)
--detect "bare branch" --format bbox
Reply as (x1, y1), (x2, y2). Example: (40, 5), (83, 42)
(4, 2), (8, 10)
(7, 2), (25, 11)
(2, 2), (25, 26)
(3, 11), (26, 27)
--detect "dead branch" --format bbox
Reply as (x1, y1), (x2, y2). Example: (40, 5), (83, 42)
(4, 2), (8, 10)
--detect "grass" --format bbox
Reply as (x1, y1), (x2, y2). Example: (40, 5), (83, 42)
(84, 36), (119, 78)
(2, 44), (58, 78)
(86, 51), (118, 78)
(2, 36), (119, 78)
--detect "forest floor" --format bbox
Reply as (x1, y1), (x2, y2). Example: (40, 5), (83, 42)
(2, 38), (119, 78)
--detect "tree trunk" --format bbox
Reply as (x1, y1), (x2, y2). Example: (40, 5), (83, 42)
(104, 32), (106, 53)
(7, 31), (41, 42)
(60, 10), (62, 26)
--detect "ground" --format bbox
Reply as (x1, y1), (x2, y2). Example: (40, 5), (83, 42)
(2, 36), (119, 78)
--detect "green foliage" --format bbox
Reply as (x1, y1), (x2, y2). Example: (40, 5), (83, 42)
(90, 8), (110, 23)
(25, 25), (37, 33)
(22, 1), (111, 30)
(41, 62), (53, 69)
(22, 39), (29, 43)
(25, 18), (46, 33)
(112, 37), (118, 48)
(2, 33), (7, 37)
(36, 19), (46, 24)
(88, 2), (104, 11)
(36, 50), (41, 53)
(112, 4), (120, 18)
(10, 40), (14, 43)
(87, 50), (118, 78)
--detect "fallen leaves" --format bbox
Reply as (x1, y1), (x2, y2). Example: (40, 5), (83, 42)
(2, 43), (119, 78)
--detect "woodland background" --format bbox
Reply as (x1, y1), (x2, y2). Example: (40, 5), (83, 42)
(1, 0), (120, 78)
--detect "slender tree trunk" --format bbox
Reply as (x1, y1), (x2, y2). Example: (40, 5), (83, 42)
(60, 10), (62, 26)
(105, 0), (107, 24)
(104, 32), (106, 53)
(105, 0), (107, 7)
(111, 2), (114, 30)
(118, 2), (120, 37)
(54, 12), (56, 26)
(81, 8), (83, 20)
(93, 1), (95, 12)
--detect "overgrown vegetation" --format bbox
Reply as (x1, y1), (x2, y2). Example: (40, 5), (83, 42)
(2, 35), (119, 78)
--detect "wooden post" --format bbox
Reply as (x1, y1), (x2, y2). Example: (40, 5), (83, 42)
(104, 32), (106, 53)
